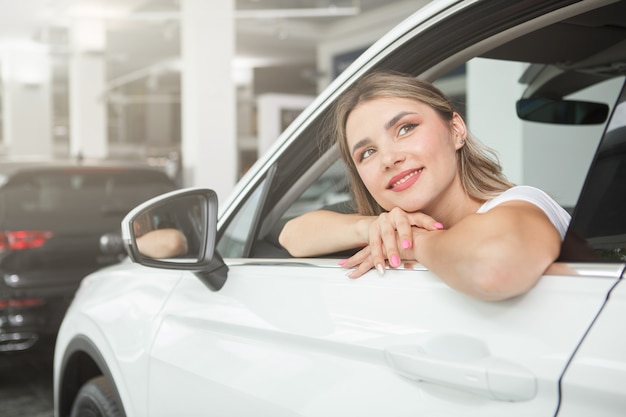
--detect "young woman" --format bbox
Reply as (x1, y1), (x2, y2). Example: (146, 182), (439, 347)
(279, 71), (570, 301)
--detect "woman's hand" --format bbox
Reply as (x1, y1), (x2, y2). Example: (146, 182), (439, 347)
(340, 208), (443, 278)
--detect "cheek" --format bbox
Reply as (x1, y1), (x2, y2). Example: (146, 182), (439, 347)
(428, 134), (457, 164)
(356, 166), (379, 193)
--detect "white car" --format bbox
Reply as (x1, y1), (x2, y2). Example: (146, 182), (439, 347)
(54, 1), (626, 416)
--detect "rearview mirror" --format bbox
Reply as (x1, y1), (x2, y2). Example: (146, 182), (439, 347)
(516, 98), (609, 125)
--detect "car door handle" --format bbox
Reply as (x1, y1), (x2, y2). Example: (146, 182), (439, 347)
(385, 334), (536, 402)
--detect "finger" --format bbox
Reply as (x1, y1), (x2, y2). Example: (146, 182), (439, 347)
(378, 212), (404, 268)
(368, 221), (389, 273)
(407, 211), (445, 231)
(402, 261), (416, 270)
(347, 258), (375, 279)
(392, 212), (414, 252)
(341, 246), (371, 269)
(368, 241), (388, 274)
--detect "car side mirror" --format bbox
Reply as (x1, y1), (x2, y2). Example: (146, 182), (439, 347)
(121, 188), (228, 290)
(516, 98), (609, 125)
(99, 232), (127, 258)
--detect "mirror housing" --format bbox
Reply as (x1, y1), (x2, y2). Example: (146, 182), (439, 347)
(99, 232), (126, 257)
(516, 97), (609, 125)
(121, 188), (228, 291)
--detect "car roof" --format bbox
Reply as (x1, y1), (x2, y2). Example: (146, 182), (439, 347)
(0, 158), (175, 189)
(483, 1), (626, 68)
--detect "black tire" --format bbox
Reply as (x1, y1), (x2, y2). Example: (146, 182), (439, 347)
(70, 375), (124, 417)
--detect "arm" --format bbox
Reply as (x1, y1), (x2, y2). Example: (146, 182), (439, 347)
(413, 201), (561, 301)
(279, 208), (442, 258)
(279, 210), (373, 257)
(136, 228), (188, 259)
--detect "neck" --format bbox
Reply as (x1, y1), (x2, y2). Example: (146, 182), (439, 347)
(438, 195), (483, 226)
(426, 180), (483, 227)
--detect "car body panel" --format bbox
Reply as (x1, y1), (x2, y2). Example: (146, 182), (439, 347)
(558, 274), (626, 416)
(55, 260), (184, 417)
(54, 259), (620, 417)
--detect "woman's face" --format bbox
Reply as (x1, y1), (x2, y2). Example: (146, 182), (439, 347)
(345, 96), (466, 213)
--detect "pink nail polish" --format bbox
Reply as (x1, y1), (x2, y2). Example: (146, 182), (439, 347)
(338, 259), (347, 266)
(434, 222), (444, 230)
(402, 239), (412, 249)
(390, 255), (400, 267)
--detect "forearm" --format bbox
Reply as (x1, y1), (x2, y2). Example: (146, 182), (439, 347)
(414, 210), (559, 301)
(279, 210), (372, 257)
(137, 229), (188, 259)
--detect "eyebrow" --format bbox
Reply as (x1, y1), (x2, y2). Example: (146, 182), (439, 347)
(385, 111), (416, 130)
(351, 111), (417, 155)
(351, 138), (371, 155)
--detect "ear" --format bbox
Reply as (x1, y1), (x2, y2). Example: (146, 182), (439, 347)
(451, 112), (467, 149)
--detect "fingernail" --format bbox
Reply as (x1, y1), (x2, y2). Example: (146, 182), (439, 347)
(376, 263), (385, 276)
(338, 259), (347, 266)
(434, 222), (444, 230)
(402, 239), (412, 249)
(390, 255), (400, 267)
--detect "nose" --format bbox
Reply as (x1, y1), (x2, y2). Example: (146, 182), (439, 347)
(381, 146), (405, 170)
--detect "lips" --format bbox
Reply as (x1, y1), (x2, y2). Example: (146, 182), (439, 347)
(388, 168), (422, 191)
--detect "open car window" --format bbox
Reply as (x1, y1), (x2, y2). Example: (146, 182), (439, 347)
(220, 1), (626, 262)
(244, 66), (621, 260)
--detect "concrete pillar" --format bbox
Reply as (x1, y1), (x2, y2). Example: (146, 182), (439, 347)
(0, 44), (53, 157)
(180, 0), (237, 204)
(257, 93), (314, 156)
(69, 19), (107, 159)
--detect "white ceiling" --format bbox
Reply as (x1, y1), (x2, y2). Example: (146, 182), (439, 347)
(0, 0), (397, 93)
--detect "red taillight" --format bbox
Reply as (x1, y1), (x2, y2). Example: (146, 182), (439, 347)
(0, 230), (53, 252)
(0, 298), (44, 308)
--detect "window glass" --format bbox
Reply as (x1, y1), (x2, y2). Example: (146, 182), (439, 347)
(560, 81), (626, 262)
(282, 158), (352, 219)
(217, 177), (267, 258)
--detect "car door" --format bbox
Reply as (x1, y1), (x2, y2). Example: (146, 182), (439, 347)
(146, 259), (621, 417)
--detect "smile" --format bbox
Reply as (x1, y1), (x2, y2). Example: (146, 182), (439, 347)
(388, 168), (422, 190)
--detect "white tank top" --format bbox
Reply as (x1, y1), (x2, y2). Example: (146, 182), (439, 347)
(477, 186), (571, 239)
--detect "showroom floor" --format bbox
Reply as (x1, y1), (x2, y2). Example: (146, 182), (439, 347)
(0, 346), (54, 417)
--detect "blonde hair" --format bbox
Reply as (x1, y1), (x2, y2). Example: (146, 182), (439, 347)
(332, 71), (514, 216)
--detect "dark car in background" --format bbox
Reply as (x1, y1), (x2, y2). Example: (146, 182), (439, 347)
(0, 160), (177, 352)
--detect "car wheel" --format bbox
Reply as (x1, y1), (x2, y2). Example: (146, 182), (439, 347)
(70, 376), (124, 417)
